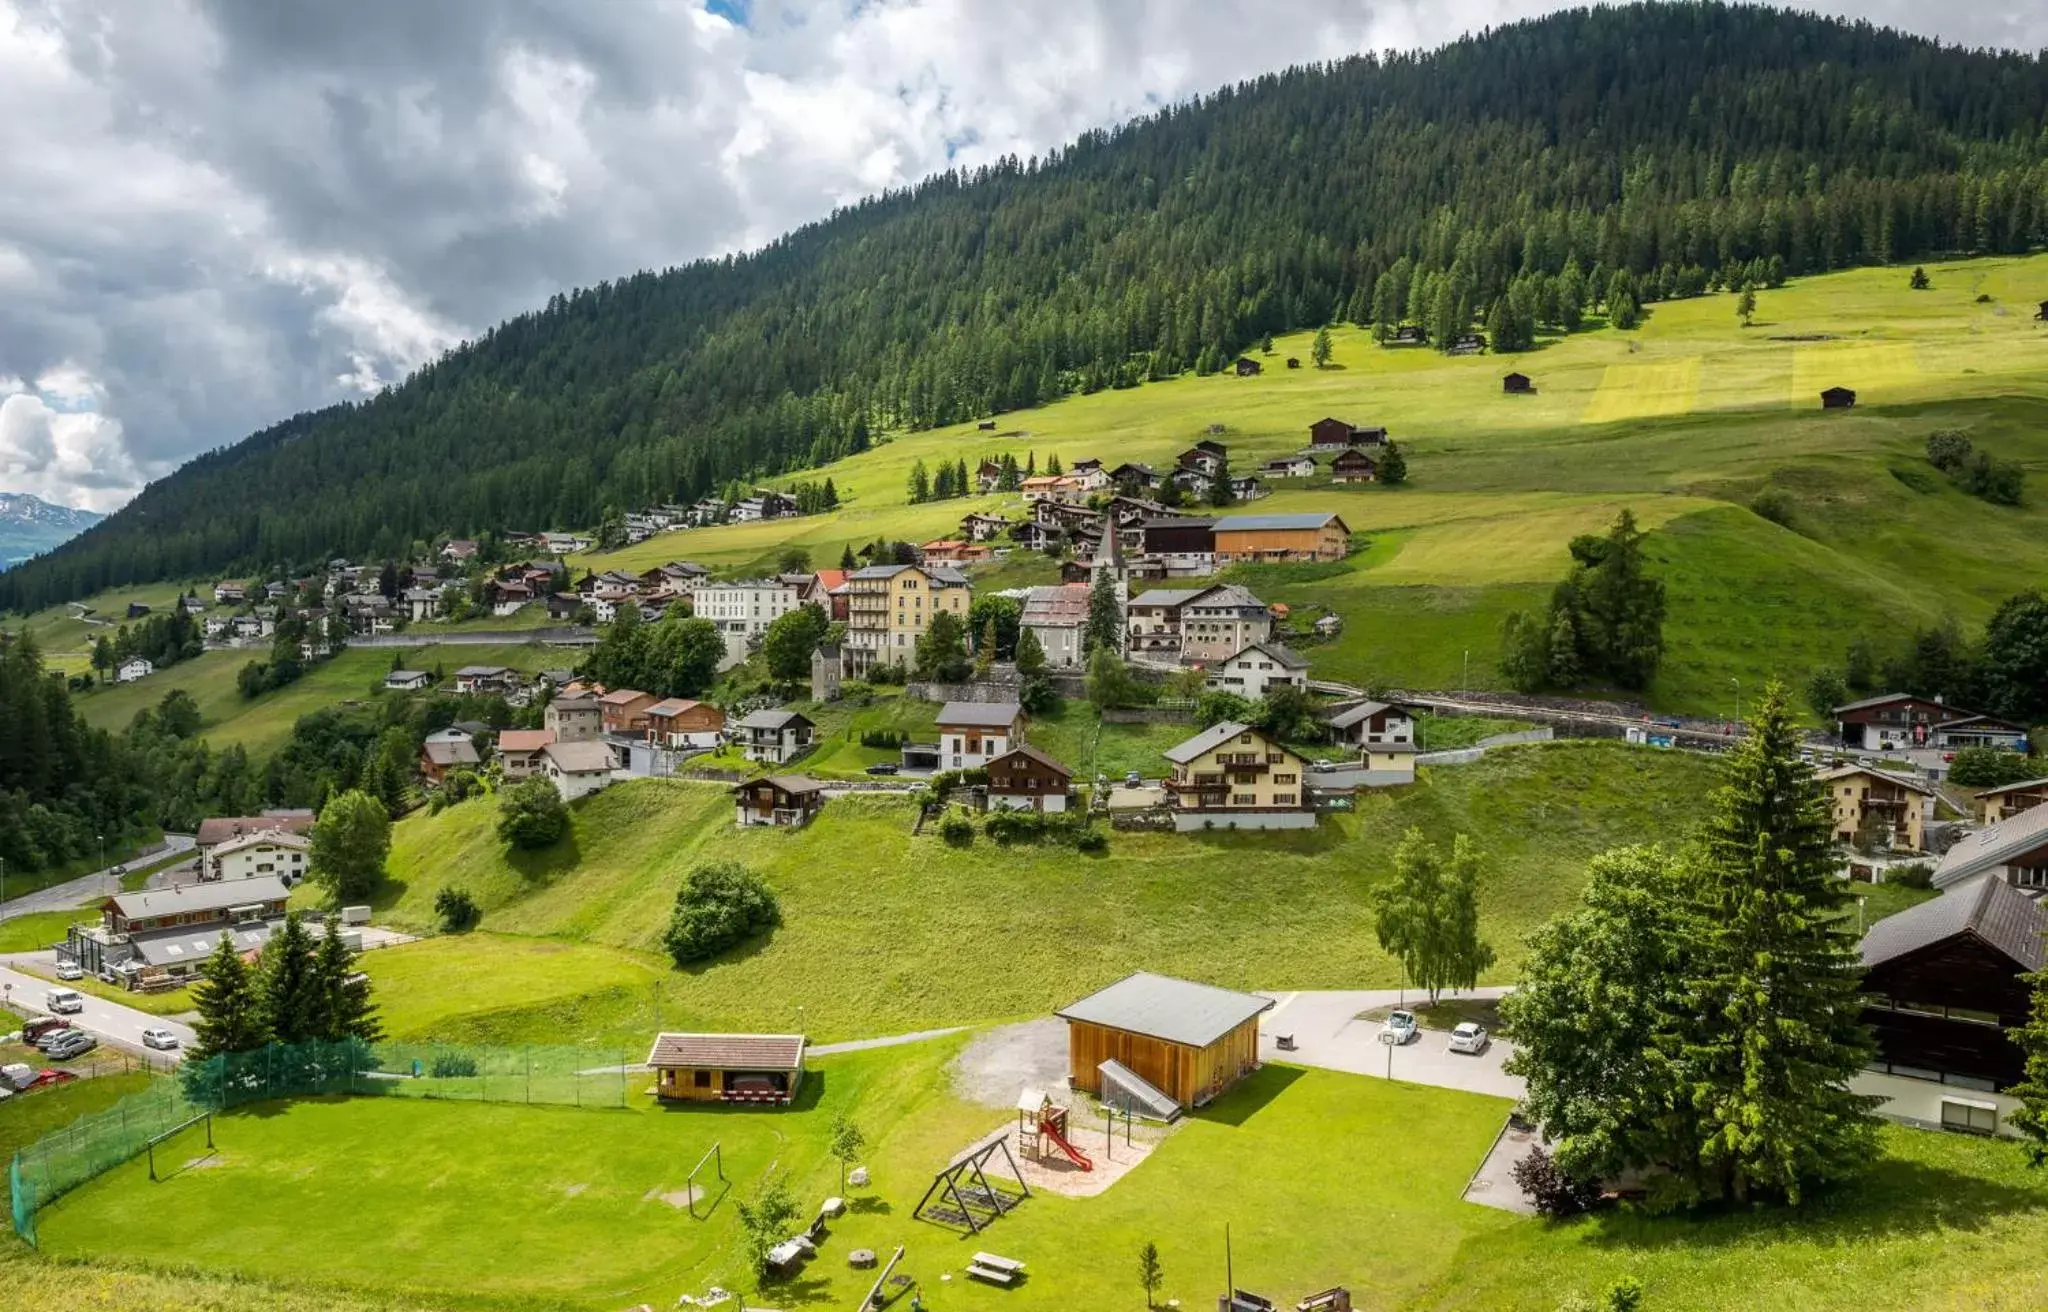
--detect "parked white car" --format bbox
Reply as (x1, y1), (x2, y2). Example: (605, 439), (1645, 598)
(1377, 1010), (1419, 1045)
(140, 1027), (181, 1051)
(1448, 1022), (1491, 1055)
(54, 961), (83, 981)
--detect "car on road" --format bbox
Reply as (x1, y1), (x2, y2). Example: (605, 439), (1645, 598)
(109, 864), (128, 876)
(1447, 1022), (1491, 1055)
(45, 1031), (97, 1061)
(44, 987), (84, 1014)
(1125, 769), (1143, 785)
(1377, 1010), (1419, 1045)
(54, 960), (84, 981)
(140, 1027), (181, 1051)
(864, 763), (899, 776)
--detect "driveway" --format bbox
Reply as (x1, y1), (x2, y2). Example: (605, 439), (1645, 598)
(0, 963), (193, 1062)
(0, 834), (196, 923)
(1256, 988), (1524, 1101)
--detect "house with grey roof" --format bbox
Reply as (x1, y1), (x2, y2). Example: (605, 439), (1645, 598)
(63, 875), (294, 990)
(1204, 641), (1310, 700)
(1161, 721), (1313, 831)
(936, 701), (1023, 770)
(1056, 971), (1274, 1114)
(1932, 802), (2048, 892)
(1855, 877), (2048, 1137)
(733, 708), (816, 765)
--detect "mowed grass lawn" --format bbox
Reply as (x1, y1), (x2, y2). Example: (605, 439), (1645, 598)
(356, 742), (1717, 1046)
(32, 1055), (2048, 1312)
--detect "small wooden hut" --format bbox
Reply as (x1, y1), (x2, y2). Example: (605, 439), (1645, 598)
(647, 1033), (807, 1105)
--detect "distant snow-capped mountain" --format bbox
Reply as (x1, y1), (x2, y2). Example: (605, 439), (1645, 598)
(0, 493), (104, 569)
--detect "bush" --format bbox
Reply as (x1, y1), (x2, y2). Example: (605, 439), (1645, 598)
(1947, 747), (2038, 788)
(1926, 429), (1974, 473)
(430, 1053), (479, 1078)
(434, 887), (481, 932)
(428, 769), (484, 813)
(1750, 487), (1796, 528)
(1512, 1145), (1601, 1218)
(1075, 828), (1108, 854)
(496, 777), (570, 849)
(1889, 862), (1935, 890)
(664, 861), (782, 966)
(858, 728), (904, 749)
(938, 813), (975, 847)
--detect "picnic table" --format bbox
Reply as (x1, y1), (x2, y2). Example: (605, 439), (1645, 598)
(967, 1252), (1025, 1286)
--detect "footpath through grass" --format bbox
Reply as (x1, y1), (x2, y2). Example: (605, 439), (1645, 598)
(362, 742), (1717, 1046)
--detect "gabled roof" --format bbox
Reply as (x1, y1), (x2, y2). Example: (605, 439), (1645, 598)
(1817, 764), (1935, 796)
(937, 701), (1023, 729)
(1860, 876), (2048, 973)
(543, 740), (615, 774)
(734, 708), (813, 732)
(1211, 512), (1349, 534)
(108, 876), (290, 921)
(1056, 972), (1275, 1049)
(1934, 803), (2048, 888)
(1222, 641), (1309, 670)
(1979, 777), (2048, 798)
(1129, 588), (1206, 609)
(1020, 584), (1090, 625)
(208, 828), (310, 858)
(196, 813), (315, 847)
(1830, 691), (1929, 715)
(455, 664), (512, 678)
(1328, 700), (1404, 730)
(1163, 720), (1282, 765)
(645, 1032), (807, 1070)
(598, 688), (654, 706)
(423, 739), (481, 767)
(646, 698), (715, 719)
(988, 744), (1072, 779)
(736, 774), (827, 798)
(496, 729), (556, 753)
(1182, 584), (1266, 611)
(550, 694), (600, 712)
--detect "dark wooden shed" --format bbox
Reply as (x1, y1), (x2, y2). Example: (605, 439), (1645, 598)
(1821, 386), (1858, 409)
(1502, 372), (1533, 394)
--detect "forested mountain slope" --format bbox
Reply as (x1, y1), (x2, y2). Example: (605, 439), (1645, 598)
(9, 1), (2048, 612)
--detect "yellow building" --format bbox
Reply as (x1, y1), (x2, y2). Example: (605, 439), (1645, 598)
(1820, 765), (1934, 853)
(1979, 777), (2048, 824)
(844, 562), (972, 676)
(1161, 721), (1314, 831)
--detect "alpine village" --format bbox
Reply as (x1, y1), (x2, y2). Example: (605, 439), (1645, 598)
(5, 6), (2048, 1312)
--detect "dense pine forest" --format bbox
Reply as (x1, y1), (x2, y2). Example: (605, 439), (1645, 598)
(8, 1), (2048, 612)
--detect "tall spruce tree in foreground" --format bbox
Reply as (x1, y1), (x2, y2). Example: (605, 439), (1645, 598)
(1676, 680), (1878, 1206)
(313, 914), (384, 1043)
(190, 933), (270, 1061)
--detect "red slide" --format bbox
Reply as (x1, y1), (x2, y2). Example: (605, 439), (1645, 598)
(1040, 1119), (1094, 1171)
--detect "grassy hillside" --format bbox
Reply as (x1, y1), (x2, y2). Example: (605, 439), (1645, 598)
(68, 642), (570, 757)
(577, 255), (2048, 713)
(357, 742), (1717, 1045)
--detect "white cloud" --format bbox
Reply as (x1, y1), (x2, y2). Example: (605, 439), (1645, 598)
(0, 0), (2039, 513)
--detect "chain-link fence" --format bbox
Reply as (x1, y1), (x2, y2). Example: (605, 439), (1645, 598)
(10, 1037), (645, 1245)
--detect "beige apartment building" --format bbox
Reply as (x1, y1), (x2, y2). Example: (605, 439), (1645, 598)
(1161, 721), (1314, 832)
(844, 563), (971, 676)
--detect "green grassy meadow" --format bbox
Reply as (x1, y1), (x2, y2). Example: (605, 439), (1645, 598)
(565, 255), (2048, 714)
(31, 1052), (2048, 1312)
(354, 742), (1715, 1046)
(69, 641), (570, 758)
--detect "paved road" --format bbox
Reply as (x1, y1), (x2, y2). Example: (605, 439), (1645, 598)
(1257, 987), (1523, 1100)
(0, 962), (192, 1061)
(0, 834), (196, 923)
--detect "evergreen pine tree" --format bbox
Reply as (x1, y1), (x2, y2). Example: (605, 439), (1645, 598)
(259, 911), (322, 1044)
(313, 914), (384, 1043)
(1085, 565), (1122, 655)
(190, 932), (271, 1060)
(838, 543), (857, 570)
(1676, 681), (1879, 1206)
(1311, 325), (1333, 367)
(1378, 442), (1407, 486)
(1015, 626), (1048, 677)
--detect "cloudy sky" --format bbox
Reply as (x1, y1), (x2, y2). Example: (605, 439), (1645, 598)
(0, 0), (2039, 513)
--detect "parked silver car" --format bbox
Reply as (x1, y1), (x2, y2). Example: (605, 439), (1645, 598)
(44, 1030), (97, 1060)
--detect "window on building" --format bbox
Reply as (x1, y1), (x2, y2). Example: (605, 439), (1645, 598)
(693, 1069), (712, 1089)
(1232, 793), (1257, 805)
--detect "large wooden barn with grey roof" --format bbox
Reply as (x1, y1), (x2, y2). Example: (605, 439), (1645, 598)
(1056, 972), (1273, 1114)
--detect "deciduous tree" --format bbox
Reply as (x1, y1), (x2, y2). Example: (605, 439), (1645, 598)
(309, 789), (391, 903)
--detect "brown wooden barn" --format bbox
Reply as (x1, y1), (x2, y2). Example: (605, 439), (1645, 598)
(1056, 972), (1273, 1112)
(1821, 386), (1858, 409)
(647, 1032), (808, 1105)
(1502, 371), (1533, 394)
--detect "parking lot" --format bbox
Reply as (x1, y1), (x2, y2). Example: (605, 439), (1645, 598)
(1256, 987), (1523, 1100)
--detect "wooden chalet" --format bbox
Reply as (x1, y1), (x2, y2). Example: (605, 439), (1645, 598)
(1056, 972), (1273, 1113)
(1979, 777), (2048, 824)
(1502, 371), (1533, 394)
(731, 774), (827, 828)
(1308, 417), (1388, 449)
(1821, 386), (1857, 409)
(1285, 356), (1301, 368)
(647, 1032), (807, 1105)
(1329, 450), (1379, 484)
(1234, 356), (1263, 376)
(1387, 324), (1427, 346)
(1858, 878), (2048, 1135)
(985, 745), (1073, 814)
(1447, 332), (1487, 356)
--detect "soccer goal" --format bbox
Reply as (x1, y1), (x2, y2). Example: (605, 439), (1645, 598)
(146, 1112), (215, 1181)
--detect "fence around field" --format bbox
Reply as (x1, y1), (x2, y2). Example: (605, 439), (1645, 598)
(9, 1038), (648, 1246)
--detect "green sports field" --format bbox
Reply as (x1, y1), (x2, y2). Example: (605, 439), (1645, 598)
(570, 255), (2048, 715)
